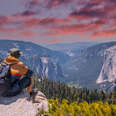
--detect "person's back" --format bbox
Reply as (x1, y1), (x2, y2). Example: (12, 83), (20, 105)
(4, 55), (28, 82)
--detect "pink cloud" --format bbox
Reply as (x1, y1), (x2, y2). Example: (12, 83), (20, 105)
(0, 16), (11, 25)
(1, 30), (37, 39)
(0, 0), (116, 44)
(92, 29), (116, 38)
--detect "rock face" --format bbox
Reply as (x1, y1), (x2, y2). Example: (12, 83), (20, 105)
(105, 81), (116, 92)
(63, 42), (116, 87)
(0, 90), (48, 116)
(22, 55), (64, 81)
(96, 45), (116, 92)
(96, 45), (116, 84)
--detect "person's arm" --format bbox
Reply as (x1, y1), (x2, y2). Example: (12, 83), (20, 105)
(26, 69), (33, 78)
(0, 62), (10, 80)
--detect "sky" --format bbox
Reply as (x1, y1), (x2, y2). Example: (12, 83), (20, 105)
(0, 0), (116, 45)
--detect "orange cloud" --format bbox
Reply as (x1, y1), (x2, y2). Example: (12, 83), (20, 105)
(45, 39), (63, 44)
(92, 29), (116, 38)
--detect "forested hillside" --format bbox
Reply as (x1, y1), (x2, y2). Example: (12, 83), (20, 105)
(34, 77), (116, 116)
(35, 77), (116, 104)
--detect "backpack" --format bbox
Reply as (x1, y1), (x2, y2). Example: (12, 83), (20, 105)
(0, 61), (10, 81)
(19, 69), (33, 89)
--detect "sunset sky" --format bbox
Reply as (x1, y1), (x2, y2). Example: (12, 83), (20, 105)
(0, 0), (116, 45)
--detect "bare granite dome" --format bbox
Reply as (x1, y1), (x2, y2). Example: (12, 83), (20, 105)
(97, 45), (116, 84)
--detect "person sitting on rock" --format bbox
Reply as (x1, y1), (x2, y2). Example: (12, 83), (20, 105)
(1, 48), (33, 97)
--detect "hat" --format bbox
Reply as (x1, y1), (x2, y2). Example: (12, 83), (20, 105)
(7, 48), (22, 58)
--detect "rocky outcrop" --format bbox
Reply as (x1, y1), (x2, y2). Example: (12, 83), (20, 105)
(0, 90), (48, 116)
(96, 45), (116, 84)
(96, 45), (116, 92)
(105, 81), (116, 92)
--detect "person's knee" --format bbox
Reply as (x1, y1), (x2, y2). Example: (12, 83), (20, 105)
(26, 78), (33, 94)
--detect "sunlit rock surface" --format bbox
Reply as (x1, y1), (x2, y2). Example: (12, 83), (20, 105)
(0, 90), (48, 116)
(97, 45), (116, 84)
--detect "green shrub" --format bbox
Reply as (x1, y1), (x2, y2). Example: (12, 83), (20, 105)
(44, 99), (116, 116)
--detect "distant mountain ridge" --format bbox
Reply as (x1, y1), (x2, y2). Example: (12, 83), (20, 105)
(0, 40), (69, 64)
(0, 40), (68, 81)
(45, 42), (98, 57)
(0, 40), (116, 91)
(63, 41), (116, 88)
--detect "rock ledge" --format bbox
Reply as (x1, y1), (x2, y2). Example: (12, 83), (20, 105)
(0, 90), (48, 116)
